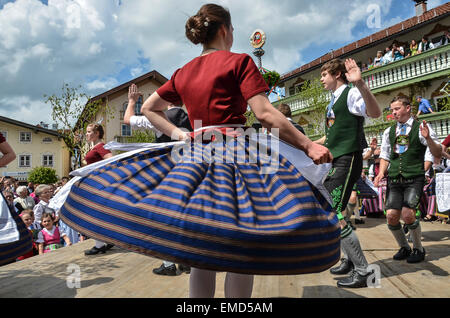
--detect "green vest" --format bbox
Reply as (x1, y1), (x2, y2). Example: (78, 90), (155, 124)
(388, 120), (427, 178)
(324, 86), (367, 158)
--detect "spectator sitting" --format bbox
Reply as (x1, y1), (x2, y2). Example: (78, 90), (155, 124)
(278, 103), (305, 135)
(13, 185), (35, 213)
(410, 39), (419, 56)
(373, 51), (383, 67)
(382, 47), (394, 65)
(418, 36), (434, 53)
(391, 43), (404, 61)
(441, 30), (450, 46)
(416, 96), (434, 116)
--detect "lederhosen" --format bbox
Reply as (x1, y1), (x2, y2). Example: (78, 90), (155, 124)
(385, 120), (427, 211)
(156, 107), (192, 143)
(323, 86), (368, 222)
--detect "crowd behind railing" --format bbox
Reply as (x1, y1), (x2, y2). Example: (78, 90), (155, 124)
(360, 31), (450, 72)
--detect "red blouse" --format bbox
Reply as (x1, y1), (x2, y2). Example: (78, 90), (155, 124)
(85, 143), (111, 165)
(156, 51), (268, 128)
(0, 133), (5, 144)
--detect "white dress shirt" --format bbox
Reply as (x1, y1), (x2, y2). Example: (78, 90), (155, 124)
(331, 84), (369, 118)
(129, 115), (163, 138)
(379, 117), (438, 163)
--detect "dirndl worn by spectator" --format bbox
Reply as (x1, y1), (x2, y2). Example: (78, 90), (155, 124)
(58, 129), (341, 275)
(0, 192), (33, 265)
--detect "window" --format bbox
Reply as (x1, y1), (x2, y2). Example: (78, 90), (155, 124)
(43, 154), (54, 167)
(121, 124), (131, 136)
(19, 155), (31, 167)
(42, 137), (53, 143)
(20, 132), (32, 142)
(135, 96), (143, 115)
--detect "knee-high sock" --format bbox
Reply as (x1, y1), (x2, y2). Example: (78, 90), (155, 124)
(406, 220), (423, 252)
(94, 240), (105, 248)
(354, 203), (361, 220)
(388, 223), (410, 249)
(347, 202), (357, 220)
(224, 273), (254, 298)
(341, 229), (368, 275)
(189, 268), (216, 298)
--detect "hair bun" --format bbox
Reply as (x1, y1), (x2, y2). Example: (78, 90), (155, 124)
(185, 14), (209, 45)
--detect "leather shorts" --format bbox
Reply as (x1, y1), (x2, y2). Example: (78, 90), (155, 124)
(385, 175), (425, 211)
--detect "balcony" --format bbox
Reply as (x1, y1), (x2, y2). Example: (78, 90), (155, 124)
(274, 44), (450, 114)
(363, 44), (450, 94)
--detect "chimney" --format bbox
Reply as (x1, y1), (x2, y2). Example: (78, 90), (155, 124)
(414, 0), (427, 16)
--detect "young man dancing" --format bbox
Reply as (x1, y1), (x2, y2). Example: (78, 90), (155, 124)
(317, 58), (381, 288)
(374, 96), (442, 263)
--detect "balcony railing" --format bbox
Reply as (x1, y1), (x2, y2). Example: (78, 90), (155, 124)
(363, 44), (450, 93)
(275, 44), (450, 114)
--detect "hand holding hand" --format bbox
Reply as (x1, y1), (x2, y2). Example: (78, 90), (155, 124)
(374, 174), (383, 187)
(306, 142), (333, 165)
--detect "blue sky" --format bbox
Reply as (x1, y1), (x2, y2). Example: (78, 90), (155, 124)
(0, 0), (447, 125)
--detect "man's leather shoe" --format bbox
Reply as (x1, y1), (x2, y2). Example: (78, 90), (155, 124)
(393, 246), (412, 260)
(354, 219), (365, 224)
(178, 264), (191, 274)
(153, 263), (177, 276)
(337, 270), (371, 288)
(105, 243), (114, 250)
(407, 248), (425, 263)
(330, 258), (354, 275)
(84, 245), (106, 255)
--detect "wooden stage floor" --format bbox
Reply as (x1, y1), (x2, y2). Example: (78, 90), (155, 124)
(1, 217), (449, 298)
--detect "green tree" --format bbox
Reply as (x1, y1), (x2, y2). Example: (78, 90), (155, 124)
(44, 83), (114, 170)
(28, 167), (58, 184)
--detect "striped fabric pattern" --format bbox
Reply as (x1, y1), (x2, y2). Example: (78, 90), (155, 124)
(0, 195), (33, 265)
(61, 136), (340, 275)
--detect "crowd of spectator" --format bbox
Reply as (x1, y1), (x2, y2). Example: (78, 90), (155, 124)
(360, 31), (450, 72)
(1, 176), (84, 261)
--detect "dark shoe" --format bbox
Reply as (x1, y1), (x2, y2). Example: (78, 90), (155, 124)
(393, 246), (412, 260)
(152, 263), (177, 276)
(330, 258), (354, 275)
(84, 246), (106, 255)
(105, 243), (114, 250)
(178, 264), (191, 274)
(354, 219), (365, 224)
(407, 248), (426, 263)
(337, 270), (371, 288)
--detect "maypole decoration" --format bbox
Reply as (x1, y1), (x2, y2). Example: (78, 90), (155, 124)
(250, 29), (281, 98)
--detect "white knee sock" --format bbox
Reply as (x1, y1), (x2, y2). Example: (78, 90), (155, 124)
(189, 268), (216, 298)
(224, 272), (254, 298)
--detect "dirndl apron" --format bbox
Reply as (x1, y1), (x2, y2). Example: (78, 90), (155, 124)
(0, 192), (33, 265)
(59, 126), (340, 275)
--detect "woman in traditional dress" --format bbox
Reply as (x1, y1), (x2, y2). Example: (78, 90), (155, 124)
(0, 133), (32, 266)
(60, 3), (339, 298)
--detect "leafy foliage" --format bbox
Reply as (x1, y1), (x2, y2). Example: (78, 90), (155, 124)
(262, 71), (280, 88)
(28, 167), (58, 184)
(44, 83), (114, 170)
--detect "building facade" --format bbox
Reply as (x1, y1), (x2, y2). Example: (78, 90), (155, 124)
(0, 116), (70, 182)
(274, 2), (450, 144)
(76, 70), (168, 145)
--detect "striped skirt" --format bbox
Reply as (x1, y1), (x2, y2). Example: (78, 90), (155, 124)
(60, 133), (340, 275)
(0, 193), (33, 265)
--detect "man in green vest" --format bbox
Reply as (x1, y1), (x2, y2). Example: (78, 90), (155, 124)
(374, 96), (442, 263)
(316, 58), (381, 288)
